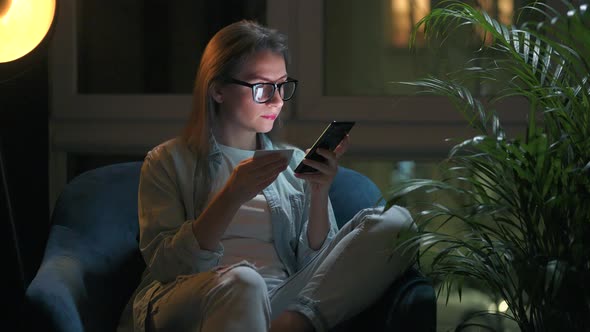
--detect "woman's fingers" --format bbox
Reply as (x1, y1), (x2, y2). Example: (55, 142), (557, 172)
(334, 135), (350, 158)
(229, 154), (287, 197)
(252, 162), (286, 192)
(261, 160), (288, 180)
(293, 171), (332, 184)
(244, 155), (288, 179)
(300, 155), (333, 174)
(314, 148), (338, 168)
(258, 173), (279, 190)
(296, 148), (337, 183)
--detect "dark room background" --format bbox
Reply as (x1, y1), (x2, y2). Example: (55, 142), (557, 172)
(2, 0), (549, 330)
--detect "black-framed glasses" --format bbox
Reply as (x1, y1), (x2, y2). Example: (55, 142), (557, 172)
(227, 78), (298, 104)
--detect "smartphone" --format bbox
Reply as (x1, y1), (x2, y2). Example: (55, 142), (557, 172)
(294, 121), (355, 173)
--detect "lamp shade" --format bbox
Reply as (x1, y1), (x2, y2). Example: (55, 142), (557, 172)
(0, 0), (56, 63)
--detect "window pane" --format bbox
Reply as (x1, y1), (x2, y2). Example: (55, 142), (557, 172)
(77, 0), (266, 94)
(324, 0), (526, 96)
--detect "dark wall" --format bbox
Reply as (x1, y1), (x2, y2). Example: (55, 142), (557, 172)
(0, 54), (50, 330)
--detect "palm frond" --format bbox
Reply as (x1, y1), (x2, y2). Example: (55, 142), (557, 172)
(389, 1), (590, 331)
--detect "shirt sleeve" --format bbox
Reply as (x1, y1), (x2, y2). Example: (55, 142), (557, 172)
(138, 148), (223, 283)
(294, 177), (339, 269)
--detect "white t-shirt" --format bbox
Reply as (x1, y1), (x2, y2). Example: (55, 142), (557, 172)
(210, 144), (289, 284)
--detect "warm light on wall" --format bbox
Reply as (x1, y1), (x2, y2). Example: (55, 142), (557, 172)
(0, 0), (56, 63)
(390, 0), (430, 48)
(389, 0), (514, 48)
(497, 0), (514, 25)
(477, 0), (514, 45)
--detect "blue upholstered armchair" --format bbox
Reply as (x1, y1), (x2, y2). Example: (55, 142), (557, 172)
(24, 162), (435, 331)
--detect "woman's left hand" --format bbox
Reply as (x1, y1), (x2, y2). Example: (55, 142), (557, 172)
(295, 135), (350, 194)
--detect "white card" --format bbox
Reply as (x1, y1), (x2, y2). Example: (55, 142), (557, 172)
(253, 149), (294, 162)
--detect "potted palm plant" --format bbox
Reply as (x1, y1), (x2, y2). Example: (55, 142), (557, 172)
(387, 1), (590, 331)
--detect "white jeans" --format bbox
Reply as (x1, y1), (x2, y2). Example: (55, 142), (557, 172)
(146, 206), (416, 332)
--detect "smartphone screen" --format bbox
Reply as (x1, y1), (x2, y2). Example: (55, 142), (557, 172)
(294, 121), (355, 173)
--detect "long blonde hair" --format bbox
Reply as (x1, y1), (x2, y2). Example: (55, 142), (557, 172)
(184, 20), (289, 157)
(183, 20), (289, 210)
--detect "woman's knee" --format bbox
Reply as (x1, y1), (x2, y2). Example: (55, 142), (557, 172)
(375, 206), (419, 262)
(361, 205), (415, 235)
(354, 206), (418, 261)
(222, 265), (268, 295)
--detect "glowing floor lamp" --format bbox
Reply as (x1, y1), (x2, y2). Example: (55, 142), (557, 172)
(1, 0), (56, 63)
(0, 0), (57, 289)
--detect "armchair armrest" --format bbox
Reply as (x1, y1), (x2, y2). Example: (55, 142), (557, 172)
(382, 267), (436, 331)
(25, 225), (144, 332)
(25, 226), (91, 332)
(333, 267), (436, 332)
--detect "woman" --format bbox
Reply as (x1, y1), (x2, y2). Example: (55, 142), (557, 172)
(118, 20), (416, 332)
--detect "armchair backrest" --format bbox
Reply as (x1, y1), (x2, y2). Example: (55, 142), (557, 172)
(25, 162), (385, 332)
(26, 162), (145, 332)
(329, 166), (384, 228)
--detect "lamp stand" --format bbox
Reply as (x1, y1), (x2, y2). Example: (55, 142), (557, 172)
(0, 137), (26, 292)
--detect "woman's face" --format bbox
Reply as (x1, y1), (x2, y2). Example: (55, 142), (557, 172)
(212, 50), (287, 146)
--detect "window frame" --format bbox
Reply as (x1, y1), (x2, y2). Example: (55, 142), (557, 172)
(289, 0), (526, 123)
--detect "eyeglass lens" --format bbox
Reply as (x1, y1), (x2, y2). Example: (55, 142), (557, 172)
(253, 81), (296, 103)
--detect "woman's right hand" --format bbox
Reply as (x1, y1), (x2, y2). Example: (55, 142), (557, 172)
(222, 152), (289, 205)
